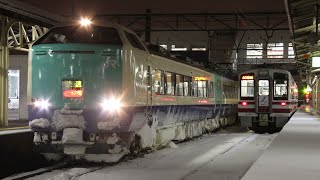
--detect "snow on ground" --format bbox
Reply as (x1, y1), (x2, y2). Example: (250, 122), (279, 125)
(242, 110), (320, 180)
(29, 125), (277, 180)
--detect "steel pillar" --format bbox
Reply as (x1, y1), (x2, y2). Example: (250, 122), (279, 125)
(0, 16), (10, 127)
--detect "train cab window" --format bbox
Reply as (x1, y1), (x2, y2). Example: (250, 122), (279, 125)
(125, 32), (146, 51)
(154, 69), (165, 95)
(184, 76), (192, 96)
(274, 73), (288, 100)
(176, 74), (184, 96)
(259, 80), (269, 95)
(34, 26), (122, 45)
(166, 72), (175, 95)
(240, 74), (254, 99)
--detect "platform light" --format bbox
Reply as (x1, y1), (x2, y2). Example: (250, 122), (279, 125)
(79, 17), (92, 27)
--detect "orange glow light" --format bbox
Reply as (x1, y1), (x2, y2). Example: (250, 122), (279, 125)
(63, 89), (83, 98)
(194, 76), (209, 81)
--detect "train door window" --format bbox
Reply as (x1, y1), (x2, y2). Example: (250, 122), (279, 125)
(240, 74), (254, 99)
(209, 81), (214, 98)
(166, 72), (175, 95)
(274, 73), (288, 100)
(154, 69), (165, 95)
(259, 80), (269, 95)
(192, 80), (198, 97)
(175, 74), (184, 96)
(198, 81), (207, 97)
(184, 76), (191, 96)
(147, 66), (151, 91)
(125, 32), (146, 51)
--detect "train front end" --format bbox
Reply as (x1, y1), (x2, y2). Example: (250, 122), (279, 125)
(238, 69), (298, 133)
(28, 23), (130, 161)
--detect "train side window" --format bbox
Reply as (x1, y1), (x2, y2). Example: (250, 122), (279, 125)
(176, 74), (184, 96)
(166, 72), (175, 95)
(183, 76), (191, 96)
(198, 81), (207, 97)
(125, 32), (146, 51)
(154, 69), (165, 95)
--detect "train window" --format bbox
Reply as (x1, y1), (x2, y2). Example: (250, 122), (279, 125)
(34, 26), (122, 45)
(176, 74), (184, 96)
(197, 81), (208, 97)
(274, 73), (288, 100)
(154, 69), (165, 95)
(192, 80), (198, 97)
(209, 81), (214, 98)
(125, 32), (146, 51)
(258, 80), (269, 95)
(166, 72), (175, 95)
(147, 66), (151, 91)
(184, 76), (192, 96)
(240, 74), (254, 99)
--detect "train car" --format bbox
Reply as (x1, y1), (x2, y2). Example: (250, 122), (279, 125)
(28, 20), (238, 162)
(238, 69), (298, 133)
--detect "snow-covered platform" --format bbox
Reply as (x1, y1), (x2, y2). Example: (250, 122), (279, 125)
(242, 109), (320, 180)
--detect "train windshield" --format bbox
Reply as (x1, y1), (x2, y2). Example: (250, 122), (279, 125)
(240, 74), (254, 99)
(34, 26), (122, 45)
(274, 73), (288, 100)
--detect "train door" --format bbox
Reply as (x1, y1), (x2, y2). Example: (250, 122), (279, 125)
(257, 79), (271, 126)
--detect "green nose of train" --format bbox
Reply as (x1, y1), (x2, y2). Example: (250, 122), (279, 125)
(31, 44), (122, 110)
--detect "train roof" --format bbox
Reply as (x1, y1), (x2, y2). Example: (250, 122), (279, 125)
(240, 68), (291, 75)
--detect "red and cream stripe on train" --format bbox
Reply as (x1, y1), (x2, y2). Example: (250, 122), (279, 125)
(238, 100), (298, 117)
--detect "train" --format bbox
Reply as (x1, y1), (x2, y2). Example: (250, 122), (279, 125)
(28, 20), (238, 162)
(238, 69), (298, 133)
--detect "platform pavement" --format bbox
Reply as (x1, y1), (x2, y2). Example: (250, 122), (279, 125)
(242, 108), (320, 180)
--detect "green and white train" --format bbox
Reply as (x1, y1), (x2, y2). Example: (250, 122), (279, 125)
(28, 21), (238, 162)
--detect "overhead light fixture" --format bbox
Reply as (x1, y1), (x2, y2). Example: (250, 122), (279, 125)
(79, 17), (92, 27)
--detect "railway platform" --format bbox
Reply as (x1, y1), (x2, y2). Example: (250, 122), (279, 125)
(242, 107), (320, 180)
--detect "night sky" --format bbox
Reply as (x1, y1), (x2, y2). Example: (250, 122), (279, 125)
(18, 0), (285, 16)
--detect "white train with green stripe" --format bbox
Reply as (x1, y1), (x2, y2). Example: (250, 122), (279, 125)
(28, 19), (238, 162)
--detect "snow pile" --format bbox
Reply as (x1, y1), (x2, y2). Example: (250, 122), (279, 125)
(62, 128), (83, 144)
(29, 118), (50, 129)
(97, 120), (120, 130)
(51, 109), (86, 131)
(48, 168), (91, 180)
(167, 141), (179, 148)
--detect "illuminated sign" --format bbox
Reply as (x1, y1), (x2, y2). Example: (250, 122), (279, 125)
(194, 76), (209, 81)
(62, 80), (83, 98)
(241, 75), (254, 80)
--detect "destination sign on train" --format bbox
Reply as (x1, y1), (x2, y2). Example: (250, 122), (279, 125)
(241, 75), (254, 80)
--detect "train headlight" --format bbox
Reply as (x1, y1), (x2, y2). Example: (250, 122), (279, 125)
(100, 97), (122, 112)
(33, 99), (50, 109)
